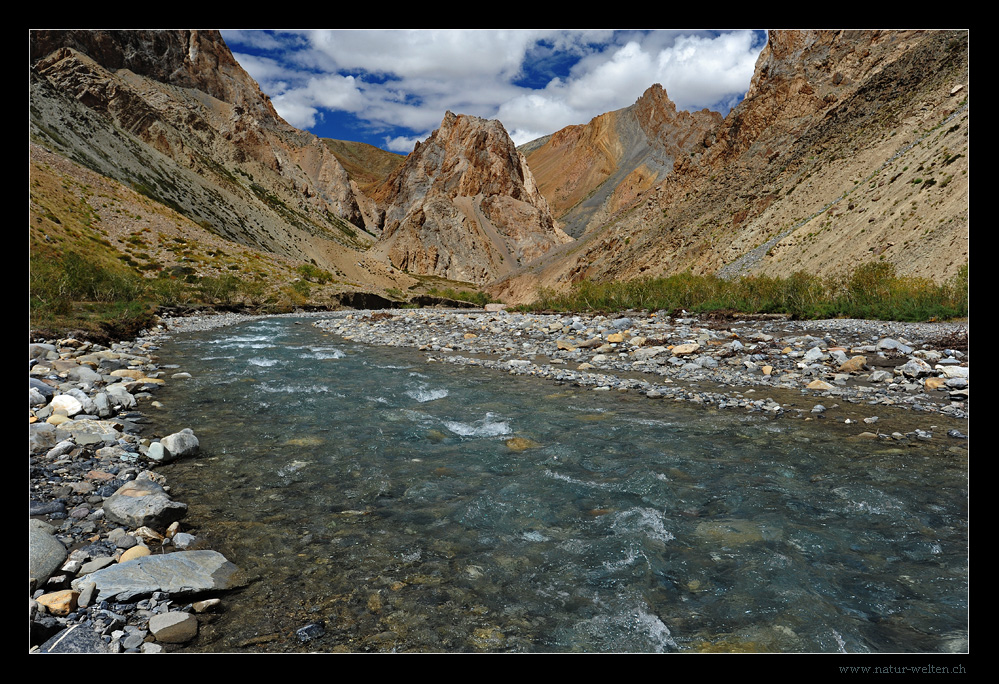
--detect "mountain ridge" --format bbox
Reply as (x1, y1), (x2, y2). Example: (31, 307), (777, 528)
(525, 83), (722, 238)
(367, 110), (571, 285)
(29, 29), (969, 315)
(489, 29), (969, 304)
(30, 30), (370, 260)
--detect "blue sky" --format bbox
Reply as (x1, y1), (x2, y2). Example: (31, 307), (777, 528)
(222, 30), (768, 154)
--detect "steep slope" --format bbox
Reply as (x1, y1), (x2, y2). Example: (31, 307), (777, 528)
(492, 30), (969, 304)
(524, 84), (721, 237)
(29, 30), (375, 271)
(322, 139), (406, 195)
(368, 111), (572, 284)
(322, 138), (407, 237)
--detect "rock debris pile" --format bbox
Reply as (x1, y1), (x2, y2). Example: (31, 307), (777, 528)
(29, 326), (242, 654)
(316, 309), (969, 426)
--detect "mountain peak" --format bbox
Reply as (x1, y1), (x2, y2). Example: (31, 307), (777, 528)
(523, 81), (720, 237)
(31, 30), (283, 124)
(369, 111), (570, 284)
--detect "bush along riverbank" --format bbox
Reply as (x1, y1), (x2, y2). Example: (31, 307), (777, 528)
(28, 316), (256, 653)
(525, 263), (969, 323)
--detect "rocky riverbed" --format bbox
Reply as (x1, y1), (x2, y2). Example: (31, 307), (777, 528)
(28, 313), (264, 653)
(315, 308), (969, 429)
(28, 308), (969, 653)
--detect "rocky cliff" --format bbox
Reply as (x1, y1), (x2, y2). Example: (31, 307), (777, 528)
(30, 30), (372, 270)
(368, 111), (572, 284)
(524, 84), (721, 237)
(491, 30), (969, 303)
(321, 138), (407, 237)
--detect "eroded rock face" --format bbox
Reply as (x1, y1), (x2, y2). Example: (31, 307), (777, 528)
(525, 84), (721, 237)
(492, 30), (969, 304)
(370, 111), (571, 284)
(30, 30), (280, 122)
(30, 30), (368, 263)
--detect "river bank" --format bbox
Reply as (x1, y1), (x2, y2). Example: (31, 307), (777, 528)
(314, 308), (968, 433)
(29, 311), (347, 652)
(29, 308), (969, 652)
(28, 314), (262, 652)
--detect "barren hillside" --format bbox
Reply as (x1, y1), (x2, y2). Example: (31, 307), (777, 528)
(491, 30), (969, 305)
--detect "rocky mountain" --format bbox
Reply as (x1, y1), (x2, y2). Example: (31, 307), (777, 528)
(491, 30), (969, 304)
(321, 139), (407, 237)
(367, 111), (572, 285)
(29, 30), (572, 298)
(322, 139), (406, 196)
(523, 84), (722, 238)
(30, 30), (968, 311)
(29, 30), (384, 280)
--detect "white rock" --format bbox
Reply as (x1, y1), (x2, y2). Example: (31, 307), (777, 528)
(936, 365), (969, 379)
(50, 394), (84, 417)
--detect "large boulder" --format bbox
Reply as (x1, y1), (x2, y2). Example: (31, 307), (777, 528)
(148, 428), (200, 463)
(29, 520), (67, 585)
(102, 477), (188, 529)
(71, 550), (242, 602)
(29, 422), (59, 454)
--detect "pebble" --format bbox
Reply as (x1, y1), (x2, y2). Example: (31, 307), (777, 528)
(297, 622), (326, 643)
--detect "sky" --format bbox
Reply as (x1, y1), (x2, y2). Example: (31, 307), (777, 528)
(221, 30), (768, 155)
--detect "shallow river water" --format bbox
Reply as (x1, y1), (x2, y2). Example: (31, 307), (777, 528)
(151, 317), (968, 653)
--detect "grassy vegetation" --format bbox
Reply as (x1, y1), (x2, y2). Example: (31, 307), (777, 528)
(525, 262), (968, 322)
(401, 273), (500, 307)
(28, 247), (333, 343)
(295, 263), (334, 284)
(30, 249), (160, 342)
(29, 158), (364, 342)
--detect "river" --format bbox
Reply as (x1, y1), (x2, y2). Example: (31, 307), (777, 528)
(151, 316), (968, 653)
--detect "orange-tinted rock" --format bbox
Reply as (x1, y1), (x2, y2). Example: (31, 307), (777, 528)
(36, 590), (79, 616)
(370, 112), (571, 284)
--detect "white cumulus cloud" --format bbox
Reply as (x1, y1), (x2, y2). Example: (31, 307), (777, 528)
(223, 29), (766, 150)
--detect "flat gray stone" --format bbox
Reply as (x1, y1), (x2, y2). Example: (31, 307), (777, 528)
(72, 550), (242, 602)
(102, 478), (188, 529)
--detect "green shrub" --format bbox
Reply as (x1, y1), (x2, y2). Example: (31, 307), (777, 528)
(296, 263), (333, 284)
(425, 286), (496, 306)
(197, 274), (242, 305)
(524, 262), (968, 322)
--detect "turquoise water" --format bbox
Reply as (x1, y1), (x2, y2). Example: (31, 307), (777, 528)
(152, 317), (968, 653)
